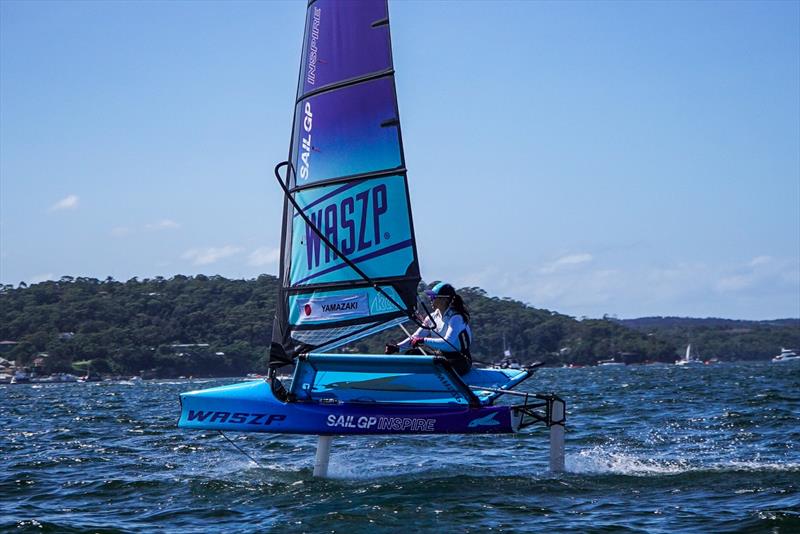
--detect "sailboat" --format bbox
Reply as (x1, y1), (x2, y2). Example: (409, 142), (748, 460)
(178, 0), (565, 475)
(675, 343), (703, 366)
(497, 333), (521, 369)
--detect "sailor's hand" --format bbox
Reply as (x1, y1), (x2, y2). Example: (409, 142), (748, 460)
(384, 343), (399, 354)
(410, 336), (424, 348)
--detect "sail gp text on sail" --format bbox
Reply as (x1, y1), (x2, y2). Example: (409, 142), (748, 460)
(304, 184), (389, 270)
(299, 6), (321, 182)
(299, 102), (313, 181)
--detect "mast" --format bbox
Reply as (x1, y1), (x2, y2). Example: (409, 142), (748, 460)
(270, 0), (420, 369)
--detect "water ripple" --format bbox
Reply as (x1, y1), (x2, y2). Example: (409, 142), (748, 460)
(1, 362), (799, 533)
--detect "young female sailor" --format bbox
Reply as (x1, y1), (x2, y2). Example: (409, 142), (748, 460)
(385, 282), (473, 375)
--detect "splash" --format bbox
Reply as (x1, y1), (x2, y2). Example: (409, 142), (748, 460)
(566, 446), (690, 476)
(566, 446), (800, 476)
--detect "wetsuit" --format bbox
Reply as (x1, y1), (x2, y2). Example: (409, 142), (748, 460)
(397, 308), (473, 375)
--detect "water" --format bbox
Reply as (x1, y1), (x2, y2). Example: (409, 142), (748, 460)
(2, 362), (798, 533)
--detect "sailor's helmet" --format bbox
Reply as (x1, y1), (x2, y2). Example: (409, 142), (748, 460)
(424, 282), (456, 300)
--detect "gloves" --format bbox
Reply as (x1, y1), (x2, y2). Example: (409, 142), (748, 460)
(410, 336), (424, 348)
(384, 343), (399, 354)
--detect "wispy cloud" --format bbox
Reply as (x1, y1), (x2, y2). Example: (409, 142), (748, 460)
(453, 254), (799, 319)
(182, 246), (242, 266)
(714, 256), (797, 295)
(538, 253), (593, 274)
(454, 260), (619, 314)
(29, 273), (55, 284)
(110, 219), (179, 237)
(145, 219), (180, 231)
(748, 255), (773, 267)
(49, 194), (79, 212)
(110, 226), (133, 237)
(248, 247), (281, 267)
(715, 274), (752, 292)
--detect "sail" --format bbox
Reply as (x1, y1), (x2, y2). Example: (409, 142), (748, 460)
(270, 0), (420, 367)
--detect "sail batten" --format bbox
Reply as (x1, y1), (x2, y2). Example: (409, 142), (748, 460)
(270, 0), (420, 365)
(295, 68), (396, 103)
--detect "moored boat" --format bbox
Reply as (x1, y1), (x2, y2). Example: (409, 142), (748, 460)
(772, 348), (799, 362)
(597, 358), (625, 367)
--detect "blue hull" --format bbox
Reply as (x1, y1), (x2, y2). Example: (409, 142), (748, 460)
(178, 380), (520, 435)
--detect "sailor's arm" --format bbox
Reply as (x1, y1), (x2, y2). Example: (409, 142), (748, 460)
(421, 314), (465, 352)
(397, 324), (431, 351)
(387, 313), (435, 352)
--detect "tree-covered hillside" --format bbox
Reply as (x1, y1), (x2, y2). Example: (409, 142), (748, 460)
(615, 316), (800, 361)
(1, 276), (796, 377)
(0, 275), (276, 377)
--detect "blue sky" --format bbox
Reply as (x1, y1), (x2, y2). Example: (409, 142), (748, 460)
(1, 0), (798, 320)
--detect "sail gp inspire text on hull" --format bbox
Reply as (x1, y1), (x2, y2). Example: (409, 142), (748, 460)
(326, 414), (436, 432)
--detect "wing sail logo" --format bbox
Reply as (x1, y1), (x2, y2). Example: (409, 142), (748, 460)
(304, 183), (388, 270)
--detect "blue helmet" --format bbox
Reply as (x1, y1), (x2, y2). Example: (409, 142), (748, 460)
(424, 282), (456, 300)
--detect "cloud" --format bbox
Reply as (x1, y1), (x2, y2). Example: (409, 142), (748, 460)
(714, 274), (753, 292)
(49, 195), (79, 211)
(748, 255), (773, 267)
(539, 253), (593, 274)
(453, 253), (799, 319)
(454, 261), (618, 313)
(182, 246), (242, 266)
(145, 219), (180, 231)
(715, 256), (798, 294)
(29, 273), (55, 284)
(248, 247), (281, 267)
(110, 226), (133, 237)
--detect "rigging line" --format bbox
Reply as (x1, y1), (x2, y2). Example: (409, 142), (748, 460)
(399, 322), (428, 355)
(415, 295), (465, 355)
(218, 431), (264, 469)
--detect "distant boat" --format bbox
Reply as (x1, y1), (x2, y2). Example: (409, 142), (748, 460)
(496, 334), (522, 368)
(676, 344), (703, 366)
(79, 373), (101, 382)
(772, 348), (800, 363)
(10, 370), (30, 384)
(33, 373), (79, 383)
(597, 358), (625, 367)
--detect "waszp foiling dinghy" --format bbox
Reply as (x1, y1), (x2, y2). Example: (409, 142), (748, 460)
(178, 0), (565, 472)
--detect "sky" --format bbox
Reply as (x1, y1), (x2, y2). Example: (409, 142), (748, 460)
(1, 0), (798, 320)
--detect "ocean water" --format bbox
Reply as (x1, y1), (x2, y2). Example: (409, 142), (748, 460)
(1, 361), (798, 533)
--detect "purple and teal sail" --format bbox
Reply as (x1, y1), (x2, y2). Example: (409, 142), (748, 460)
(270, 0), (420, 367)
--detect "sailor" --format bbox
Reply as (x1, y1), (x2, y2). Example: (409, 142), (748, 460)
(385, 282), (473, 375)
